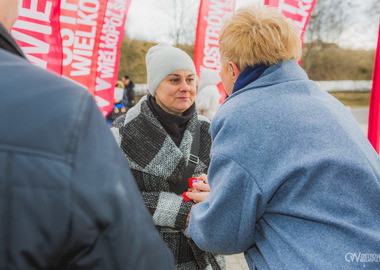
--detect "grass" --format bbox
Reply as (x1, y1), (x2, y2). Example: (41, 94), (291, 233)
(329, 92), (371, 107)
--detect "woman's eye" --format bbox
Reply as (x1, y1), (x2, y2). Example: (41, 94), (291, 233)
(170, 78), (180, 83)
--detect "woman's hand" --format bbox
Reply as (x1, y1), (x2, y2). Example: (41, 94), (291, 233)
(186, 174), (210, 203)
(197, 173), (208, 184)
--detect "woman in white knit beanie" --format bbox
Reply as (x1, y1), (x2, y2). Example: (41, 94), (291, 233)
(110, 43), (225, 270)
(196, 67), (221, 120)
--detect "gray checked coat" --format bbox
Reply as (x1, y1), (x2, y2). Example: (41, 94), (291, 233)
(111, 96), (225, 270)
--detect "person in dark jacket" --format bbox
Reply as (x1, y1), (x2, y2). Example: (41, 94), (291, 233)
(121, 75), (136, 108)
(0, 2), (174, 269)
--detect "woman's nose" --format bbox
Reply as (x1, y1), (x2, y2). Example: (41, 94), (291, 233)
(179, 80), (191, 91)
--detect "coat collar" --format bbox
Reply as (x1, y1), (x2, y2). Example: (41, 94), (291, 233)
(121, 96), (199, 179)
(0, 24), (26, 59)
(229, 60), (309, 97)
(232, 64), (269, 94)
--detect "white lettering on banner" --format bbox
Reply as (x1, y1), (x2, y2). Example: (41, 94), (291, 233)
(61, 0), (77, 11)
(13, 20), (52, 34)
(60, 0), (100, 77)
(202, 0), (234, 72)
(79, 0), (99, 13)
(97, 50), (116, 78)
(96, 0), (125, 88)
(96, 77), (112, 91)
(12, 31), (49, 68)
(78, 10), (98, 26)
(94, 95), (110, 106)
(71, 49), (92, 76)
(11, 0), (53, 69)
(61, 28), (74, 65)
(278, 0), (313, 35)
(18, 0), (52, 22)
(62, 47), (72, 65)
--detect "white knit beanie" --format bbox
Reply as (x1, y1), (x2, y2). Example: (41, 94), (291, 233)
(146, 43), (196, 96)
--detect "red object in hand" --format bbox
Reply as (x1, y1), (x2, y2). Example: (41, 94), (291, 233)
(183, 178), (200, 201)
(182, 191), (192, 201)
(188, 177), (198, 188)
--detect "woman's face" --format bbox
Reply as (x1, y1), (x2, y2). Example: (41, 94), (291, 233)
(155, 70), (196, 116)
(220, 62), (234, 97)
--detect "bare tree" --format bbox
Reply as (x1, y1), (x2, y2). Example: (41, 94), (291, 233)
(367, 0), (380, 16)
(365, 0), (380, 39)
(155, 0), (200, 45)
(302, 0), (356, 72)
(304, 0), (355, 44)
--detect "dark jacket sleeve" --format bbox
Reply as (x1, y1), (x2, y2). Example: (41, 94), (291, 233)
(121, 82), (135, 107)
(121, 88), (129, 105)
(126, 87), (135, 107)
(64, 94), (174, 270)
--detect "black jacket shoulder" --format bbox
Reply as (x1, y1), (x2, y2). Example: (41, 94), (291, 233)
(0, 48), (174, 270)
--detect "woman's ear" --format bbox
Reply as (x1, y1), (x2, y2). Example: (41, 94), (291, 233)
(228, 62), (241, 83)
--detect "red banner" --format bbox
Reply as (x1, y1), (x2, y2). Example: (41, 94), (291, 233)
(11, 0), (130, 117)
(60, 0), (108, 96)
(368, 22), (380, 153)
(264, 0), (317, 48)
(94, 0), (131, 116)
(11, 0), (63, 74)
(194, 0), (235, 104)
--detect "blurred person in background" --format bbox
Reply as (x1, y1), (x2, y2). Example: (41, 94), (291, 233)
(106, 80), (128, 125)
(120, 74), (136, 108)
(187, 5), (380, 270)
(0, 0), (174, 268)
(195, 68), (221, 120)
(111, 43), (225, 270)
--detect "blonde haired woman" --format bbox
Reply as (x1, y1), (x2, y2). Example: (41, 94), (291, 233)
(187, 5), (380, 270)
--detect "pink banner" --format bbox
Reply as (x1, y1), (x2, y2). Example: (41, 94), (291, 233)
(264, 0), (317, 58)
(94, 0), (131, 116)
(194, 0), (235, 104)
(368, 22), (380, 153)
(11, 0), (63, 75)
(60, 0), (108, 96)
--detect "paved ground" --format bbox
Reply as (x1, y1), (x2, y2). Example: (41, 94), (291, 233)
(224, 106), (370, 270)
(348, 106), (369, 135)
(226, 254), (249, 270)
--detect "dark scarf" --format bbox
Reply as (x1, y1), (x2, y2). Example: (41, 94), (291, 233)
(232, 64), (268, 94)
(147, 94), (195, 147)
(0, 24), (26, 58)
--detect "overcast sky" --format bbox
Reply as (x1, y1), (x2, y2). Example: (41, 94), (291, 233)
(124, 0), (379, 50)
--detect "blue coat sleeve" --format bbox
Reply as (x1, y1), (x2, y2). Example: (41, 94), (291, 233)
(188, 102), (269, 255)
(188, 151), (266, 255)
